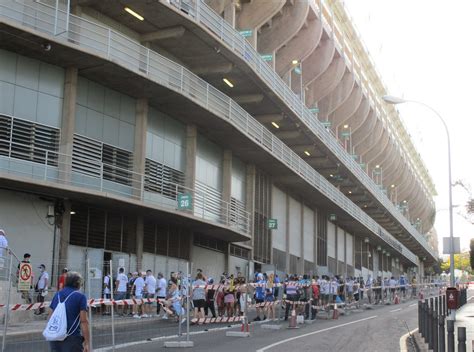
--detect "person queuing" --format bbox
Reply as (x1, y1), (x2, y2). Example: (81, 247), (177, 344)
(264, 273), (276, 321)
(143, 270), (157, 318)
(156, 272), (167, 317)
(253, 273), (266, 321)
(34, 264), (49, 315)
(192, 272), (206, 322)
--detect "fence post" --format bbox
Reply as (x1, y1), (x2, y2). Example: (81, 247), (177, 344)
(428, 298), (433, 349)
(433, 304), (438, 352)
(458, 326), (466, 352)
(86, 258), (93, 351)
(109, 260), (116, 351)
(1, 252), (13, 352)
(438, 315), (445, 352)
(418, 300), (423, 338)
(447, 320), (455, 352)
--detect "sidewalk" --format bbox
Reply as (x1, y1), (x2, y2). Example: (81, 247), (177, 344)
(454, 294), (474, 352)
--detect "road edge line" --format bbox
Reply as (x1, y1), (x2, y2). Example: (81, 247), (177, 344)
(399, 328), (417, 352)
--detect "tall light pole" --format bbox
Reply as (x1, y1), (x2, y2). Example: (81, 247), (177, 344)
(382, 95), (455, 287)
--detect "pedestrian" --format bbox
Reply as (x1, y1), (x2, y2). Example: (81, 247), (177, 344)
(389, 276), (397, 301)
(216, 275), (226, 317)
(264, 273), (275, 321)
(254, 273), (266, 321)
(399, 275), (407, 298)
(132, 272), (145, 318)
(57, 268), (68, 291)
(115, 268), (129, 316)
(0, 229), (8, 260)
(204, 278), (216, 318)
(46, 271), (90, 352)
(192, 272), (206, 322)
(284, 275), (299, 321)
(156, 272), (167, 317)
(35, 264), (49, 315)
(224, 274), (236, 317)
(18, 253), (32, 303)
(143, 270), (156, 318)
(346, 277), (354, 303)
(366, 275), (373, 304)
(310, 276), (320, 320)
(102, 271), (112, 315)
(411, 275), (417, 298)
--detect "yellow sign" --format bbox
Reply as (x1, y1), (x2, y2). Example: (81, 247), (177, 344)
(18, 263), (32, 291)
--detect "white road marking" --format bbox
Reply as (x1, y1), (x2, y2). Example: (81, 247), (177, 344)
(390, 308), (402, 312)
(255, 315), (377, 352)
(409, 303), (417, 307)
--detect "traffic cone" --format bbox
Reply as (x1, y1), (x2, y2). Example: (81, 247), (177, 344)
(394, 293), (400, 304)
(288, 304), (298, 329)
(332, 303), (339, 320)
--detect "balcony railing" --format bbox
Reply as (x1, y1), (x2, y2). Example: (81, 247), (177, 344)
(0, 0), (425, 263)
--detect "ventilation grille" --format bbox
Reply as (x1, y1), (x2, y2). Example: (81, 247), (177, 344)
(144, 158), (185, 199)
(72, 134), (102, 177)
(0, 115), (59, 166)
(102, 144), (133, 186)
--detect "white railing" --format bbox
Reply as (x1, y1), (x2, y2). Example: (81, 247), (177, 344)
(0, 118), (250, 235)
(0, 1), (426, 263)
(163, 0), (436, 259)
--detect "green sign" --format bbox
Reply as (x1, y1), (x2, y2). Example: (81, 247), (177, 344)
(340, 131), (350, 138)
(261, 54), (273, 61)
(329, 214), (337, 221)
(321, 121), (331, 128)
(177, 193), (192, 210)
(268, 218), (278, 230)
(359, 163), (366, 169)
(239, 29), (253, 37)
(309, 107), (319, 114)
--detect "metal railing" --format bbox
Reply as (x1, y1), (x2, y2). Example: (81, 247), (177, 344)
(0, 0), (422, 263)
(0, 122), (250, 235)
(163, 0), (436, 259)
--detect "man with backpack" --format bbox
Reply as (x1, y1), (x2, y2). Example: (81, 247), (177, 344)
(44, 271), (90, 352)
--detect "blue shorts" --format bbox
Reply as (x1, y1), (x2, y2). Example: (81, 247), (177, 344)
(115, 292), (126, 300)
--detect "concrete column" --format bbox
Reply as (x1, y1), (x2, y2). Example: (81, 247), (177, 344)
(222, 150), (232, 271)
(335, 226), (338, 275)
(136, 216), (144, 272)
(223, 1), (236, 28)
(344, 231), (347, 277)
(59, 67), (78, 183)
(58, 200), (71, 273)
(185, 125), (197, 190)
(133, 98), (148, 199)
(285, 193), (290, 273)
(300, 203), (304, 274)
(313, 210), (317, 272)
(245, 165), (256, 252)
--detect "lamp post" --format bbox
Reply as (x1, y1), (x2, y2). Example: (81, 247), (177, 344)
(382, 95), (455, 288)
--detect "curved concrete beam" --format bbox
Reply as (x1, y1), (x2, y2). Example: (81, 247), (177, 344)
(352, 107), (375, 149)
(354, 115), (382, 158)
(258, 1), (309, 54)
(306, 56), (346, 106)
(302, 38), (335, 87)
(318, 71), (354, 120)
(237, 0), (286, 31)
(383, 151), (403, 180)
(365, 134), (391, 171)
(204, 0), (233, 15)
(330, 85), (363, 132)
(373, 141), (395, 172)
(359, 124), (387, 164)
(278, 18), (323, 76)
(349, 98), (370, 134)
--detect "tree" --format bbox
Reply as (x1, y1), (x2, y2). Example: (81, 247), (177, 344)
(470, 239), (474, 269)
(440, 252), (472, 273)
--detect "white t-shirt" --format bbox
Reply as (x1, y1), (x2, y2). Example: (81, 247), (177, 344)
(157, 277), (167, 297)
(116, 273), (128, 293)
(134, 277), (145, 296)
(104, 275), (111, 294)
(37, 271), (49, 290)
(145, 275), (157, 294)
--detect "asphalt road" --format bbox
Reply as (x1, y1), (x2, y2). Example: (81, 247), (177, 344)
(113, 300), (419, 352)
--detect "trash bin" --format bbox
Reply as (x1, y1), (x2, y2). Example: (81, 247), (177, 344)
(446, 287), (458, 310)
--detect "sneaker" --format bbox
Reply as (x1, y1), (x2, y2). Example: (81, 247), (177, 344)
(133, 314), (141, 319)
(162, 314), (168, 320)
(263, 315), (267, 321)
(142, 314), (149, 318)
(253, 316), (261, 322)
(181, 318), (187, 324)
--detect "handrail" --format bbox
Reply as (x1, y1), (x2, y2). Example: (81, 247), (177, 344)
(162, 0), (436, 259)
(0, 1), (430, 263)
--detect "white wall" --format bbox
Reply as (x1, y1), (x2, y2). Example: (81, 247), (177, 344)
(337, 227), (345, 262)
(0, 189), (55, 279)
(346, 233), (354, 266)
(271, 186), (286, 252)
(192, 245), (225, 280)
(228, 255), (249, 277)
(327, 221), (336, 258)
(288, 196), (301, 257)
(303, 205), (314, 263)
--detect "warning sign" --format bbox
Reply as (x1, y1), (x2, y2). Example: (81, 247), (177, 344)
(18, 263), (32, 291)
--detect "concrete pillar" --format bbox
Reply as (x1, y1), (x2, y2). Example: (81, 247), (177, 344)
(59, 67), (78, 183)
(335, 226), (338, 275)
(223, 1), (236, 28)
(285, 193), (290, 273)
(136, 216), (144, 272)
(222, 150), (232, 272)
(185, 125), (197, 190)
(300, 202), (304, 274)
(58, 200), (71, 274)
(245, 165), (256, 252)
(133, 98), (148, 199)
(344, 231), (347, 277)
(313, 210), (317, 272)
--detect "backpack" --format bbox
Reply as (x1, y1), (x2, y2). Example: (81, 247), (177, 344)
(43, 291), (80, 341)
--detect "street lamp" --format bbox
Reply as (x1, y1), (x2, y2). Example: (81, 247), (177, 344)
(382, 95), (455, 288)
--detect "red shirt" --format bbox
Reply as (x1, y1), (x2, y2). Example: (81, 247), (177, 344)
(58, 273), (67, 290)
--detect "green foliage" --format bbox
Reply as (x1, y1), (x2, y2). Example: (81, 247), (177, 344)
(440, 251), (472, 273)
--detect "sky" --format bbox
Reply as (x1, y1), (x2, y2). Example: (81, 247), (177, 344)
(344, 0), (474, 255)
